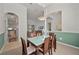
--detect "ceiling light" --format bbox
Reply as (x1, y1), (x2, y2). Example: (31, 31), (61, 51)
(38, 16), (46, 21)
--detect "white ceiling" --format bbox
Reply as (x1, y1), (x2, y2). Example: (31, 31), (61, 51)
(21, 3), (44, 20)
(38, 3), (53, 8)
(21, 3), (52, 20)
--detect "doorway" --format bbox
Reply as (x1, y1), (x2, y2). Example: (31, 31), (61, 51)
(5, 12), (19, 42)
(47, 11), (62, 31)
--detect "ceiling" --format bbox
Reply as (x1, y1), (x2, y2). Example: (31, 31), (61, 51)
(38, 3), (53, 8)
(21, 3), (52, 20)
(21, 3), (44, 20)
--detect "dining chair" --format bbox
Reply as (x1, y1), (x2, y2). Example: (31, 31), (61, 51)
(36, 31), (42, 36)
(53, 35), (56, 52)
(49, 33), (54, 54)
(21, 37), (36, 55)
(49, 33), (56, 53)
(38, 37), (51, 55)
(30, 31), (37, 37)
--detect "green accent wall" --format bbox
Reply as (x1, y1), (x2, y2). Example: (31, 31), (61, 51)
(55, 32), (79, 47)
(0, 33), (4, 49)
(0, 32), (79, 49)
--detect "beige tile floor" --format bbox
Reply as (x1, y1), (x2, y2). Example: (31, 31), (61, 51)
(0, 42), (79, 55)
(53, 43), (79, 55)
(37, 43), (79, 55)
(0, 41), (22, 55)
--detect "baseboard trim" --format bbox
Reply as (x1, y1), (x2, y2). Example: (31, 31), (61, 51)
(57, 41), (79, 49)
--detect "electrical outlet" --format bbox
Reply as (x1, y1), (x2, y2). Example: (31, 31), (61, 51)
(59, 37), (62, 40)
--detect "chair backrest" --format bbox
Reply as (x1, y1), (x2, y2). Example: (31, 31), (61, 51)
(44, 37), (50, 54)
(21, 37), (27, 55)
(49, 32), (54, 46)
(36, 31), (42, 36)
(53, 35), (56, 49)
(31, 31), (37, 37)
(49, 33), (56, 51)
(49, 32), (54, 38)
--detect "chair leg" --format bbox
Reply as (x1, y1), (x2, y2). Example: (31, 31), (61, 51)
(54, 49), (56, 52)
(50, 49), (52, 55)
(43, 53), (44, 55)
(27, 41), (29, 47)
(49, 50), (51, 55)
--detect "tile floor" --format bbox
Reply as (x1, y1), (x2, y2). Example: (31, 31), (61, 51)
(0, 42), (79, 55)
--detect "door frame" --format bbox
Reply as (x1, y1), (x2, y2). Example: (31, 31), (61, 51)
(4, 12), (19, 44)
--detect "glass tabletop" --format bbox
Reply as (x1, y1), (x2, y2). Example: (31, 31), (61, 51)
(28, 35), (49, 46)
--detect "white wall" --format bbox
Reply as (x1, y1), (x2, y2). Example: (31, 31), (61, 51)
(3, 4), (27, 42)
(0, 4), (5, 34)
(46, 11), (61, 31)
(46, 3), (79, 33)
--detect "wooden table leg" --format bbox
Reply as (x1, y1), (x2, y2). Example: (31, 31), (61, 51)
(36, 47), (39, 55)
(27, 40), (29, 47)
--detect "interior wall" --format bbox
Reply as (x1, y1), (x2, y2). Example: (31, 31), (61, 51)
(46, 11), (62, 31)
(3, 4), (27, 43)
(0, 33), (4, 49)
(55, 32), (79, 47)
(0, 4), (5, 49)
(46, 3), (79, 33)
(27, 19), (44, 31)
(46, 3), (79, 48)
(0, 4), (5, 34)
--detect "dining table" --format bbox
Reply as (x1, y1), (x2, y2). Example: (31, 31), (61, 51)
(27, 35), (49, 55)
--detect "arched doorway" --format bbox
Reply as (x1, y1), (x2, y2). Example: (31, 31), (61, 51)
(5, 12), (19, 42)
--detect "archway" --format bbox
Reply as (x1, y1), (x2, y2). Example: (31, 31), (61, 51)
(5, 12), (19, 42)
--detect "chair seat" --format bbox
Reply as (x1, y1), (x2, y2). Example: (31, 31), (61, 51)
(27, 46), (36, 55)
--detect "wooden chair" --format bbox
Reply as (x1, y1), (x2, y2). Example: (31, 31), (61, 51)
(49, 33), (54, 54)
(38, 37), (51, 55)
(49, 33), (56, 53)
(53, 35), (56, 52)
(30, 31), (37, 37)
(21, 37), (36, 55)
(36, 30), (42, 36)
